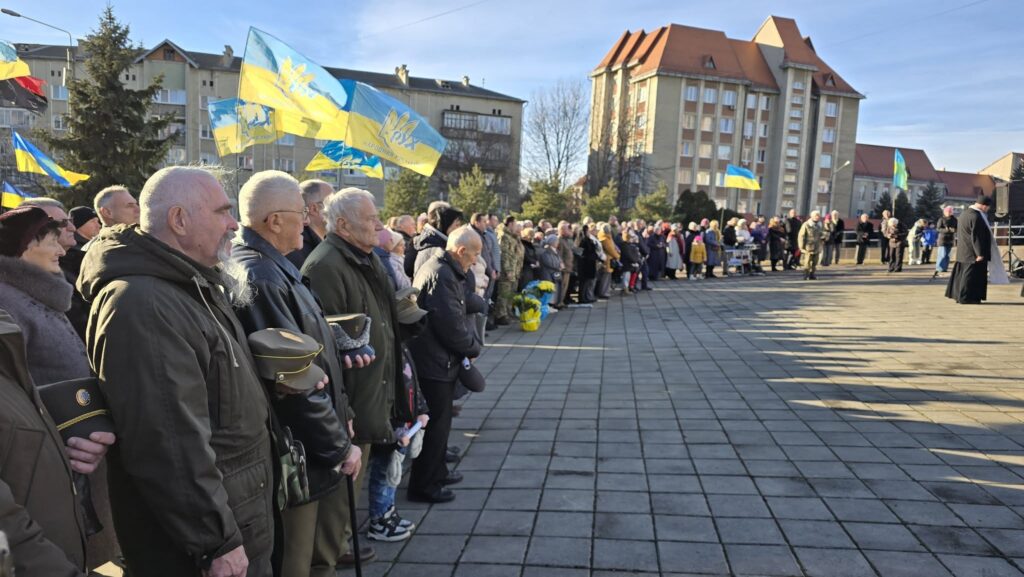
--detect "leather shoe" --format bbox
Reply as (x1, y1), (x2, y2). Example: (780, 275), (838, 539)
(494, 317), (511, 326)
(443, 471), (464, 485)
(338, 546), (376, 565)
(408, 487), (456, 503)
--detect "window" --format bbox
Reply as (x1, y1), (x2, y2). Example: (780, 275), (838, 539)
(637, 86), (648, 103)
(278, 133), (296, 146)
(719, 118), (734, 134)
(700, 116), (713, 132)
(818, 179), (829, 193)
(759, 123), (769, 137)
(790, 109), (803, 119)
(789, 122), (801, 132)
(793, 81), (804, 90)
(787, 135), (800, 145)
(787, 148), (799, 158)
(53, 114), (67, 131)
(715, 172), (726, 186)
(678, 167), (693, 183)
(273, 158), (296, 172)
(696, 170), (711, 185)
(681, 141), (694, 157)
(165, 147), (186, 165)
(163, 48), (176, 60)
(821, 154), (833, 168)
(785, 161), (798, 170)
(685, 86), (699, 102)
(783, 186), (796, 196)
(760, 95), (771, 110)
(791, 95), (803, 105)
(200, 95), (213, 110)
(746, 94), (756, 109)
(741, 147), (751, 162)
(722, 90), (737, 106)
(743, 121), (753, 139)
(237, 155), (254, 170)
(717, 144), (732, 159)
(699, 143), (713, 159)
(757, 149), (766, 162)
(823, 128), (836, 143)
(153, 89), (187, 105)
(199, 152), (218, 165)
(703, 88), (717, 104)
(784, 174), (797, 183)
(0, 109), (35, 129)
(477, 115), (511, 135)
(635, 114), (647, 130)
(826, 102), (838, 117)
(683, 113), (697, 130)
(51, 85), (68, 101)
(442, 111), (475, 130)
(200, 124), (212, 140)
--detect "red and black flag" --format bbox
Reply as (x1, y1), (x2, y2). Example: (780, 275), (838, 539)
(0, 76), (46, 114)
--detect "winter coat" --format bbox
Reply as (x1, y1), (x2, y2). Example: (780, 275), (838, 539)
(598, 231), (621, 273)
(722, 226), (737, 247)
(286, 225), (322, 271)
(230, 227), (353, 500)
(577, 235), (599, 280)
(938, 215), (958, 247)
(558, 236), (576, 274)
(537, 247), (563, 282)
(498, 224), (524, 283)
(786, 217), (802, 243)
(59, 232), (90, 341)
(832, 218), (846, 244)
(485, 227), (501, 276)
(798, 220), (824, 253)
(647, 233), (667, 272)
(78, 225), (274, 574)
(704, 230), (722, 267)
(886, 222), (909, 249)
(0, 308), (87, 577)
(769, 226), (787, 260)
(690, 243), (707, 264)
(409, 251), (482, 382)
(519, 239), (539, 289)
(856, 221), (873, 245)
(620, 241), (641, 269)
(922, 228), (938, 247)
(389, 252), (412, 290)
(666, 233), (682, 270)
(302, 234), (400, 445)
(406, 224), (447, 279)
(474, 225), (497, 277)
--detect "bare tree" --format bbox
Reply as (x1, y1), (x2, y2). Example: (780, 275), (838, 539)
(524, 79), (589, 186)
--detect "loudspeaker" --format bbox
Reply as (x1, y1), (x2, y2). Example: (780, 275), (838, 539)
(994, 181), (1024, 218)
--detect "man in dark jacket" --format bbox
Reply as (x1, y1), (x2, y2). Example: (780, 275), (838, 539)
(301, 187), (402, 571)
(855, 214), (873, 265)
(946, 197), (993, 304)
(405, 201), (464, 279)
(78, 166), (275, 577)
(228, 171), (364, 577)
(286, 179), (333, 270)
(784, 209), (801, 269)
(408, 226), (483, 503)
(935, 206), (958, 275)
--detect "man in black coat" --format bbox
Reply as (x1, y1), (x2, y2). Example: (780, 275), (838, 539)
(407, 226), (483, 503)
(287, 179), (334, 271)
(405, 201), (464, 279)
(946, 196), (993, 304)
(227, 171), (365, 575)
(855, 214), (873, 265)
(784, 209), (801, 269)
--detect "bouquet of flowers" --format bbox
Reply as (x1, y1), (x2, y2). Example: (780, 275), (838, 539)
(512, 294), (542, 332)
(523, 280), (557, 320)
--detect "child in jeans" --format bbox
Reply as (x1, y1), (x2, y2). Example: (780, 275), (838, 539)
(689, 234), (707, 279)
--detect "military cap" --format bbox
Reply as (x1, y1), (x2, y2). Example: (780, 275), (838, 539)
(37, 377), (115, 442)
(248, 328), (326, 391)
(458, 358), (486, 393)
(395, 287), (428, 325)
(324, 313), (375, 364)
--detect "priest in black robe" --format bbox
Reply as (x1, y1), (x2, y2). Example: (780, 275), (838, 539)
(946, 196), (993, 304)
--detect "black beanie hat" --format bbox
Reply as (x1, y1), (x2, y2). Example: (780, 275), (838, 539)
(438, 207), (465, 234)
(69, 206), (98, 229)
(0, 207), (54, 257)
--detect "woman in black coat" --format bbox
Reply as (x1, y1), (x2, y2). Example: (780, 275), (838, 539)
(768, 217), (787, 271)
(576, 225), (599, 303)
(518, 228), (539, 290)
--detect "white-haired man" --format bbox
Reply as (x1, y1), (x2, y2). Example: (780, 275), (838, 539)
(301, 188), (403, 570)
(797, 210), (824, 280)
(286, 179), (334, 270)
(227, 171), (364, 577)
(78, 166), (275, 577)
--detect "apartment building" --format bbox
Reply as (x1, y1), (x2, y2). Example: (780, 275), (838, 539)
(978, 152), (1023, 182)
(588, 16), (863, 217)
(5, 40), (524, 209)
(937, 170), (996, 208)
(852, 144), (943, 216)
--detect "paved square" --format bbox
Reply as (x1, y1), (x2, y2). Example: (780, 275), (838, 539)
(342, 266), (1024, 576)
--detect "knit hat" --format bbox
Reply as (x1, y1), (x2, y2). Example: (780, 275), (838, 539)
(69, 206), (98, 229)
(0, 206), (54, 257)
(437, 207), (465, 234)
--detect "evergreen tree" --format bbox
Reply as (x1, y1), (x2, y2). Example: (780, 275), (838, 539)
(893, 191), (915, 227)
(671, 189), (738, 224)
(870, 191), (893, 219)
(582, 180), (620, 221)
(914, 181), (944, 223)
(518, 178), (568, 222)
(383, 169), (433, 219)
(1011, 162), (1024, 182)
(39, 6), (172, 206)
(448, 165), (496, 215)
(630, 181), (672, 222)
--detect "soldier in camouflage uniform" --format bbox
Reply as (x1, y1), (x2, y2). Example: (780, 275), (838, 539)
(495, 217), (524, 325)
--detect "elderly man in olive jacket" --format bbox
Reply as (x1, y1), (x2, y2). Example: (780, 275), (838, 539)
(301, 187), (402, 572)
(79, 166), (274, 577)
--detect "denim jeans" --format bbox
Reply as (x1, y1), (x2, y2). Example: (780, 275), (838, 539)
(936, 245), (952, 272)
(368, 447), (395, 520)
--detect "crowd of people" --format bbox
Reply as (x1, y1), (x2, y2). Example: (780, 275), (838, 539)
(0, 162), (1004, 577)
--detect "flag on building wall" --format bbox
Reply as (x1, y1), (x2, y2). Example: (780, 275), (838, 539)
(306, 140), (384, 179)
(0, 40), (30, 82)
(0, 76), (47, 113)
(1, 181), (34, 208)
(724, 164), (761, 190)
(893, 149), (909, 190)
(208, 97), (281, 156)
(237, 27), (350, 141)
(343, 80), (447, 177)
(12, 131), (89, 187)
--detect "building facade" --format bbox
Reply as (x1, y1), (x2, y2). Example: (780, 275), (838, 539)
(978, 152), (1023, 182)
(5, 40), (524, 209)
(588, 16), (863, 217)
(852, 144), (944, 216)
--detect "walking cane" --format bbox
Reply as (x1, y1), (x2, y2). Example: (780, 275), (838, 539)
(346, 473), (362, 577)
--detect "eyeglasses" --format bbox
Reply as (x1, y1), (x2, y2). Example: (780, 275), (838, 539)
(53, 218), (72, 228)
(263, 207), (309, 223)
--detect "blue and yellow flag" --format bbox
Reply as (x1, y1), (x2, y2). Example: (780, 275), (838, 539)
(1, 181), (34, 208)
(13, 131), (89, 187)
(344, 80), (447, 177)
(237, 28), (350, 141)
(0, 40), (30, 82)
(208, 97), (281, 157)
(893, 149), (909, 190)
(724, 164), (760, 190)
(306, 141), (384, 179)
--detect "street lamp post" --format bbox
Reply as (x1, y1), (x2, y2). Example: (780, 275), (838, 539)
(1, 9), (74, 85)
(827, 159), (852, 214)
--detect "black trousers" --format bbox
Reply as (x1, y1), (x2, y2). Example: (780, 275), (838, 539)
(888, 245), (905, 272)
(880, 242), (890, 263)
(855, 243), (867, 264)
(410, 377), (454, 495)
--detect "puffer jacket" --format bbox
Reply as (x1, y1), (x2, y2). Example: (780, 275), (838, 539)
(78, 225), (274, 574)
(230, 227), (353, 500)
(0, 308), (86, 577)
(537, 246), (562, 282)
(409, 251), (483, 382)
(406, 224), (447, 279)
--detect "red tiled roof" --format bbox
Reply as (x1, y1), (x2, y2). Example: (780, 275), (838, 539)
(755, 17), (861, 97)
(937, 170), (996, 199)
(728, 39), (778, 90)
(855, 144), (940, 182)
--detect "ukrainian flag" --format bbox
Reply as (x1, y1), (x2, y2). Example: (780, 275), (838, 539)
(208, 98), (281, 157)
(1, 181), (34, 208)
(238, 28), (350, 141)
(306, 141), (384, 179)
(13, 131), (89, 187)
(0, 40), (30, 82)
(344, 80), (447, 177)
(724, 164), (760, 190)
(893, 149), (909, 190)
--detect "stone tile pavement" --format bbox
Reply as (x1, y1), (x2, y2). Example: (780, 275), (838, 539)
(341, 265), (1024, 576)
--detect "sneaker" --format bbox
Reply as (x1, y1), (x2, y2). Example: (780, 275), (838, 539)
(368, 511), (412, 542)
(384, 506), (415, 530)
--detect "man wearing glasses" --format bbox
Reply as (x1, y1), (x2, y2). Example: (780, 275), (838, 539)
(20, 198), (77, 250)
(287, 179), (334, 270)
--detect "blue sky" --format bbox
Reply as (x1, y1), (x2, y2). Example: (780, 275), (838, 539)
(3, 0), (1020, 172)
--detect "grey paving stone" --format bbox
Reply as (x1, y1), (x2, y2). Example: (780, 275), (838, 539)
(399, 535), (469, 564)
(525, 536), (591, 568)
(654, 514), (719, 542)
(493, 469), (546, 489)
(648, 474), (702, 493)
(843, 522), (925, 552)
(824, 497), (900, 523)
(460, 536), (529, 565)
(755, 476), (817, 497)
(885, 500), (966, 526)
(592, 538), (659, 572)
(595, 490), (651, 513)
(594, 512), (654, 540)
(521, 568), (587, 577)
(473, 510), (536, 536)
(779, 519), (856, 548)
(936, 554), (1024, 577)
(979, 528), (1024, 557)
(715, 517), (785, 544)
(948, 503), (1024, 529)
(725, 544), (803, 576)
(532, 511), (593, 538)
(417, 509), (481, 535)
(862, 550), (953, 577)
(795, 547), (877, 577)
(651, 493), (711, 516)
(706, 494), (771, 518)
(386, 563), (455, 577)
(909, 525), (997, 555)
(657, 541), (729, 574)
(484, 489), (542, 511)
(766, 496), (835, 520)
(452, 564), (521, 577)
(539, 489), (594, 512)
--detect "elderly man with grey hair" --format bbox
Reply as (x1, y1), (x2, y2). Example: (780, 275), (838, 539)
(227, 171), (364, 577)
(93, 185), (140, 228)
(301, 187), (403, 570)
(286, 179), (334, 270)
(78, 166), (275, 577)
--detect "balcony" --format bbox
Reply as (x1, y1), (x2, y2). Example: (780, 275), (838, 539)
(440, 110), (512, 139)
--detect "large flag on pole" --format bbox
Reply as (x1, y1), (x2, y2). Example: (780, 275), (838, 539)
(0, 40), (30, 81)
(724, 164), (761, 190)
(238, 27), (350, 140)
(1, 181), (34, 208)
(893, 149), (909, 190)
(208, 97), (281, 157)
(306, 141), (384, 179)
(0, 76), (47, 113)
(12, 131), (89, 187)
